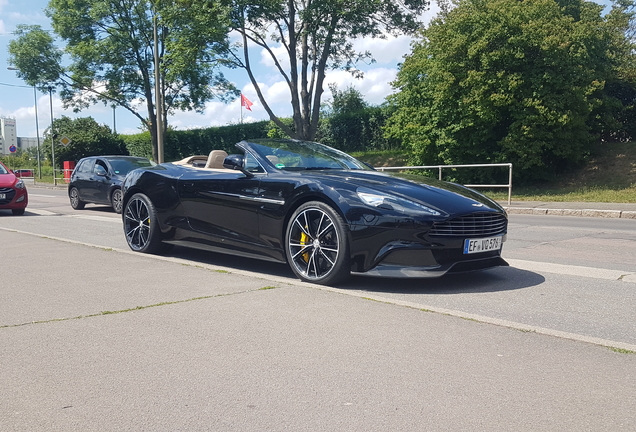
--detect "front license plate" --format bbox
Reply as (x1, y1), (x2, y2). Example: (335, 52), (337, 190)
(0, 193), (5, 200)
(463, 236), (502, 254)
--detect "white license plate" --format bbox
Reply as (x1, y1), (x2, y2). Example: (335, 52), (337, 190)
(0, 193), (5, 200)
(463, 236), (502, 254)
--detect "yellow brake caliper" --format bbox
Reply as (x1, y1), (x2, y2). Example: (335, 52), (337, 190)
(300, 230), (310, 263)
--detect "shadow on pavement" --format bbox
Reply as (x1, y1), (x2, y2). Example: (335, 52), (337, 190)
(165, 245), (544, 295)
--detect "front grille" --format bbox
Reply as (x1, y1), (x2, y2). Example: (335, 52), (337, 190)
(429, 212), (507, 237)
(0, 187), (16, 205)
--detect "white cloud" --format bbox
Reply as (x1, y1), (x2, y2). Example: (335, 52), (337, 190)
(352, 34), (414, 65)
(323, 67), (398, 105)
(347, 4), (441, 67)
(259, 44), (287, 68)
(168, 98), (262, 130)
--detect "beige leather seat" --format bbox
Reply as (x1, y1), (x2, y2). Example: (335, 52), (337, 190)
(205, 150), (228, 169)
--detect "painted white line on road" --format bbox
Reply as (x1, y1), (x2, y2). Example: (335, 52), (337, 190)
(24, 208), (121, 223)
(26, 209), (58, 216)
(71, 214), (121, 223)
(322, 288), (636, 353)
(507, 258), (634, 281)
(28, 194), (59, 198)
(1, 225), (635, 352)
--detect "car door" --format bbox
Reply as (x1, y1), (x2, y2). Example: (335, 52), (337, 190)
(177, 153), (264, 251)
(72, 158), (98, 202)
(91, 158), (113, 204)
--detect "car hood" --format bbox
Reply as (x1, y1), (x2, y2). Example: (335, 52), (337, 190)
(0, 173), (18, 188)
(303, 170), (505, 216)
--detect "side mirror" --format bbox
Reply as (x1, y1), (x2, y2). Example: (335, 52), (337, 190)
(94, 165), (108, 176)
(223, 154), (254, 178)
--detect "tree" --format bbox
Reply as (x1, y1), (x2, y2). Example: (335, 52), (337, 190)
(596, 0), (636, 141)
(386, 0), (632, 182)
(319, 84), (397, 152)
(42, 116), (127, 165)
(7, 0), (237, 162)
(327, 83), (367, 115)
(228, 0), (429, 141)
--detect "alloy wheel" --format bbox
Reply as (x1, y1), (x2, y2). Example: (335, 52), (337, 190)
(124, 196), (151, 251)
(112, 189), (123, 213)
(288, 207), (340, 281)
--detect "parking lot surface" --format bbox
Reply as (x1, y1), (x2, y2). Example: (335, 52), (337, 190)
(1, 228), (635, 431)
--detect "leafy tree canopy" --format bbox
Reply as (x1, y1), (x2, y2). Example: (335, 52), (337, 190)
(386, 0), (634, 182)
(8, 0), (238, 162)
(42, 116), (127, 166)
(228, 0), (429, 141)
(327, 83), (368, 116)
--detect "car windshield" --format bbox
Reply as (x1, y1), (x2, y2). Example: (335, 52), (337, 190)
(107, 158), (155, 175)
(0, 164), (7, 175)
(247, 139), (372, 171)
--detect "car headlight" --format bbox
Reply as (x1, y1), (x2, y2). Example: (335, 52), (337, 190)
(14, 179), (25, 189)
(356, 187), (442, 216)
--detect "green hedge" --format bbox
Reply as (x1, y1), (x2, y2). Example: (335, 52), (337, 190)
(122, 121), (272, 161)
(122, 109), (396, 160)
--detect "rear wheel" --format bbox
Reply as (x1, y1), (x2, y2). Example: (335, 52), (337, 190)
(111, 188), (123, 214)
(123, 193), (172, 254)
(69, 187), (85, 210)
(286, 201), (350, 285)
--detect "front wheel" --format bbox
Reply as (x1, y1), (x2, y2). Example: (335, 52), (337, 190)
(123, 193), (172, 254)
(286, 201), (351, 285)
(111, 188), (123, 214)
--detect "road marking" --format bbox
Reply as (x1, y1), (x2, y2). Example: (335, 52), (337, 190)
(507, 258), (635, 282)
(25, 208), (120, 223)
(72, 214), (121, 223)
(1, 226), (635, 352)
(28, 194), (59, 198)
(321, 288), (636, 353)
(26, 209), (58, 216)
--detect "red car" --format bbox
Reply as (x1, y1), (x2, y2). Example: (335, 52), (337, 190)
(0, 161), (28, 215)
(14, 169), (34, 178)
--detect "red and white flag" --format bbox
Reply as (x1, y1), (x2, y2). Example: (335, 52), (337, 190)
(241, 94), (253, 111)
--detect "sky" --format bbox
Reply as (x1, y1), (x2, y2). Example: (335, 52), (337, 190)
(0, 0), (440, 138)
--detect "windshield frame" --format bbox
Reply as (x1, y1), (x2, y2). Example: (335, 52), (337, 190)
(106, 157), (156, 175)
(244, 139), (373, 172)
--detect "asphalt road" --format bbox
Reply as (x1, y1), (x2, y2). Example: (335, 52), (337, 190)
(1, 187), (635, 431)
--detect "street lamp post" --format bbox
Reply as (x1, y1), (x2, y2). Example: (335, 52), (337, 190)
(48, 86), (56, 186)
(6, 67), (42, 179)
(153, 4), (164, 163)
(33, 86), (42, 179)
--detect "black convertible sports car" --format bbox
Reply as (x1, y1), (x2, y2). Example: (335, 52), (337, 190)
(122, 139), (508, 285)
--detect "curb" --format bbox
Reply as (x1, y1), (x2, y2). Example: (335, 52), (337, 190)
(504, 207), (636, 219)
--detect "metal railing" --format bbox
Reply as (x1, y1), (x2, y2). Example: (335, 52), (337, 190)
(376, 163), (513, 205)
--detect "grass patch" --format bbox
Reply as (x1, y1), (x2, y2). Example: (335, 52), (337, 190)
(485, 185), (636, 203)
(355, 142), (636, 203)
(608, 347), (636, 354)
